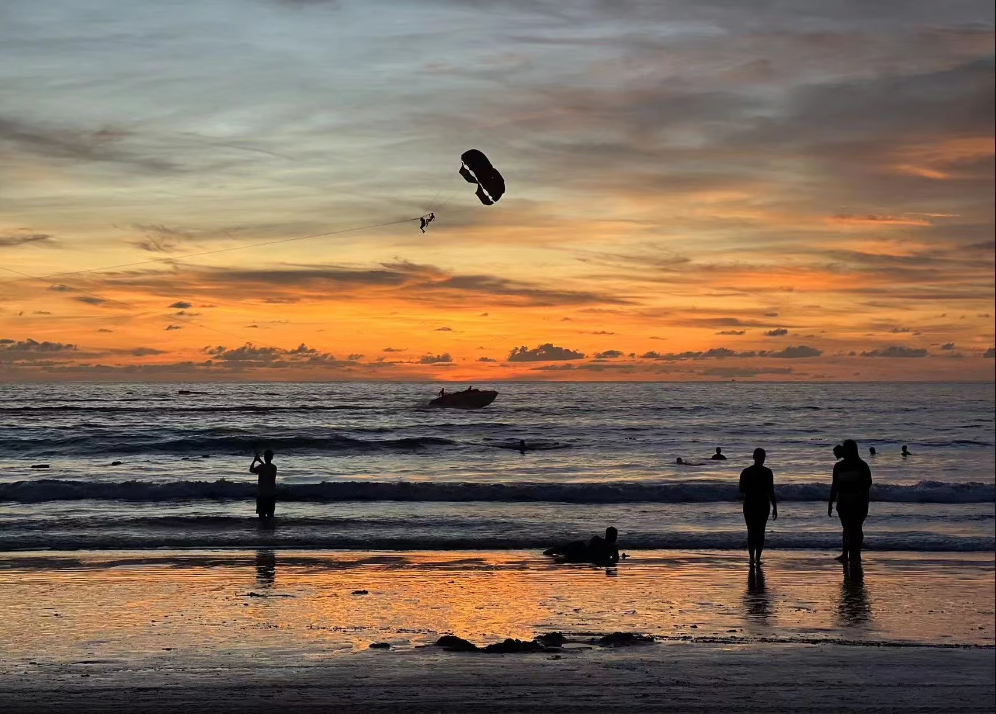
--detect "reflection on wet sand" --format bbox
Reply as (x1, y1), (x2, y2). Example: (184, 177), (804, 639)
(743, 564), (771, 623)
(836, 561), (871, 626)
(256, 549), (276, 589)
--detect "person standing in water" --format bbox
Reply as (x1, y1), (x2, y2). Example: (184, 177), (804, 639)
(250, 449), (278, 520)
(901, 445), (912, 458)
(828, 439), (872, 562)
(739, 448), (777, 565)
(711, 447), (727, 461)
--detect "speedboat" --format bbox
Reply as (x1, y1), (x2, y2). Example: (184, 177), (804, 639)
(429, 389), (498, 409)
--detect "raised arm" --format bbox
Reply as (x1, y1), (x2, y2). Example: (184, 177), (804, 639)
(249, 454), (260, 474)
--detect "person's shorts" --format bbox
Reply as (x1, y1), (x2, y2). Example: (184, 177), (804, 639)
(743, 501), (770, 529)
(256, 496), (276, 517)
(836, 495), (868, 527)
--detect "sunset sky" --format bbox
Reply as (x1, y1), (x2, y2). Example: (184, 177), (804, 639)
(1, 0), (993, 381)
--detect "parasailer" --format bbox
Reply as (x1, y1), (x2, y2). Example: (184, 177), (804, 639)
(459, 149), (505, 205)
(419, 212), (435, 233)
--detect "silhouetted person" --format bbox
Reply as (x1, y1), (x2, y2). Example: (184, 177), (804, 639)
(711, 447), (727, 461)
(901, 444), (912, 458)
(829, 439), (872, 562)
(419, 212), (435, 233)
(739, 447), (777, 565)
(544, 527), (619, 565)
(832, 444), (844, 460)
(869, 447), (876, 457)
(439, 387), (445, 397)
(518, 439), (527, 454)
(676, 457), (700, 466)
(251, 449), (278, 520)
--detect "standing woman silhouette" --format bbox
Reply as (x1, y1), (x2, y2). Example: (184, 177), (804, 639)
(739, 448), (778, 565)
(829, 439), (873, 562)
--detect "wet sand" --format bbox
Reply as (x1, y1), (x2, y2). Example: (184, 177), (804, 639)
(1, 642), (993, 713)
(1, 549), (993, 712)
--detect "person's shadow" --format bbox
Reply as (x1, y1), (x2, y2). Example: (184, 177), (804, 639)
(836, 561), (871, 626)
(743, 564), (771, 623)
(255, 549), (276, 589)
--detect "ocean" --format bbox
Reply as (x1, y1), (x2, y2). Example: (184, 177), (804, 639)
(1, 381), (993, 553)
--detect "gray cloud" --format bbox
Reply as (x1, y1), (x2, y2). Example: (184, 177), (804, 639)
(0, 116), (174, 172)
(861, 345), (928, 357)
(508, 343), (586, 362)
(985, 347), (995, 358)
(418, 352), (453, 364)
(0, 232), (55, 248)
(767, 345), (823, 358)
(169, 301), (192, 309)
(764, 328), (789, 337)
(594, 349), (625, 359)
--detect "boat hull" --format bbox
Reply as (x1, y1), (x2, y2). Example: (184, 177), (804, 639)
(429, 390), (498, 409)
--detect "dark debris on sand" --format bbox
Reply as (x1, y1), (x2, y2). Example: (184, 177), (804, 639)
(429, 632), (656, 654)
(594, 632), (656, 647)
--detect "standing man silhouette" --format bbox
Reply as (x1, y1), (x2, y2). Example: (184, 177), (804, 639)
(251, 449), (278, 520)
(739, 448), (777, 565)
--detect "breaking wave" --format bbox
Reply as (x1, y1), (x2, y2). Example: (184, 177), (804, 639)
(2, 478), (992, 504)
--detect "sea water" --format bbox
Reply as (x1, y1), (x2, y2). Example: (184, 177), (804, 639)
(1, 382), (993, 552)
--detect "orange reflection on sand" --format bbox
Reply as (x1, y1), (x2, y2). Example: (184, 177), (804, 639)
(0, 550), (992, 672)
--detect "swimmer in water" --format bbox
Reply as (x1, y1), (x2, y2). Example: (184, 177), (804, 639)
(518, 439), (527, 454)
(869, 447), (876, 457)
(544, 527), (620, 566)
(711, 447), (728, 461)
(901, 445), (912, 458)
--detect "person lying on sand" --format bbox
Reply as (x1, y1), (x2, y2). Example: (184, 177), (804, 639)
(544, 527), (620, 565)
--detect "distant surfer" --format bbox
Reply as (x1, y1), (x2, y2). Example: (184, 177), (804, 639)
(711, 447), (727, 461)
(250, 449), (278, 520)
(676, 457), (701, 466)
(901, 445), (912, 458)
(544, 527), (620, 566)
(518, 439), (527, 454)
(439, 387), (446, 397)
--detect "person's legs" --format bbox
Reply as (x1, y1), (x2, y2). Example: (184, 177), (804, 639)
(849, 514), (866, 561)
(744, 509), (756, 563)
(837, 513), (850, 561)
(752, 512), (769, 563)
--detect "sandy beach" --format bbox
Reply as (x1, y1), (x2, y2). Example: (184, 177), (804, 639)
(2, 641), (993, 713)
(1, 549), (992, 712)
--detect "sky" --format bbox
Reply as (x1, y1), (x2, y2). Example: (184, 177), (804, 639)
(1, 0), (993, 381)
